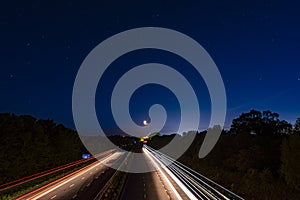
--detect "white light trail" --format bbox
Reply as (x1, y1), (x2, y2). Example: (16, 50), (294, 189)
(145, 145), (244, 200)
(144, 147), (198, 200)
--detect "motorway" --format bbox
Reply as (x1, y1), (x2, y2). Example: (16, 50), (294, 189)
(16, 152), (124, 200)
(14, 145), (244, 200)
(119, 148), (189, 200)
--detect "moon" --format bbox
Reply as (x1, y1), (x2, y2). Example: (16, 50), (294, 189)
(143, 120), (148, 126)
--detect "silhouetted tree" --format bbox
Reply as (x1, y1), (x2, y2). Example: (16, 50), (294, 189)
(294, 118), (300, 133)
(230, 109), (292, 135)
(230, 109), (263, 135)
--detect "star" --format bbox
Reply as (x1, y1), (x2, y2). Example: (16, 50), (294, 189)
(271, 38), (275, 43)
(151, 13), (160, 19)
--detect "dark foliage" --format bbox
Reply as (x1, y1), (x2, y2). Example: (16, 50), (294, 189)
(1, 110), (300, 199)
(148, 110), (300, 199)
(0, 113), (85, 185)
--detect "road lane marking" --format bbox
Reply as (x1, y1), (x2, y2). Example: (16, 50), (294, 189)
(50, 195), (56, 199)
(29, 152), (123, 200)
(69, 184), (75, 188)
(144, 148), (190, 200)
(81, 177), (85, 180)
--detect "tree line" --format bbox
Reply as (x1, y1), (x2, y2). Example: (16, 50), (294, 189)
(1, 110), (300, 199)
(149, 109), (300, 199)
(0, 113), (85, 185)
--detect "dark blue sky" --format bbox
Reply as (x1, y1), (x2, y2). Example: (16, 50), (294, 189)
(1, 1), (299, 133)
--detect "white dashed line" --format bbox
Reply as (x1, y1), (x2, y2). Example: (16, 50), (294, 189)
(70, 184), (75, 188)
(28, 152), (123, 200)
(81, 177), (85, 180)
(50, 195), (57, 199)
(144, 148), (185, 200)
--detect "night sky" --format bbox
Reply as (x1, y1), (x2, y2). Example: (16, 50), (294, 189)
(1, 1), (299, 134)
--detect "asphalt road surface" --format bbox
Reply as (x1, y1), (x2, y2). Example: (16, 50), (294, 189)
(17, 152), (124, 200)
(119, 148), (189, 200)
(16, 145), (243, 200)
